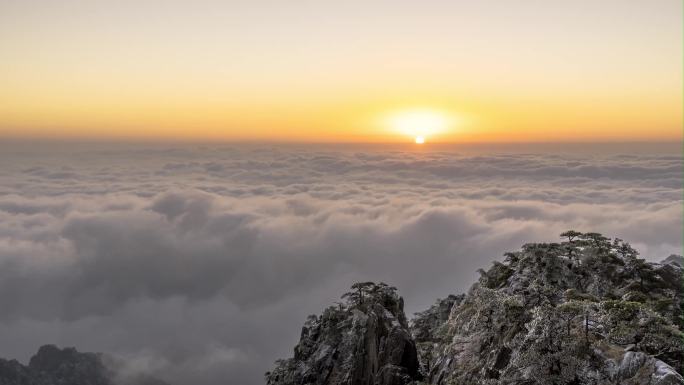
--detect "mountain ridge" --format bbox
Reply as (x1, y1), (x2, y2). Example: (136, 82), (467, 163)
(268, 231), (684, 385)
(0, 344), (168, 385)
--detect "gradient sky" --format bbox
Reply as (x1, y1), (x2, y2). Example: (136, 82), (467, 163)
(1, 0), (682, 142)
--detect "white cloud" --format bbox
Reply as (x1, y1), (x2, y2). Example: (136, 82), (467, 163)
(0, 143), (680, 385)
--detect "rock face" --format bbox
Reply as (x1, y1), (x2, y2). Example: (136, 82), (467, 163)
(270, 232), (684, 385)
(410, 295), (464, 377)
(266, 282), (420, 385)
(611, 351), (683, 385)
(0, 345), (167, 385)
(421, 232), (684, 385)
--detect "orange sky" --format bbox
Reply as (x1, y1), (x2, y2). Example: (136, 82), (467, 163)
(0, 0), (681, 143)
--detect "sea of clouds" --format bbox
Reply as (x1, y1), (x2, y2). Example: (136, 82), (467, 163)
(0, 142), (681, 385)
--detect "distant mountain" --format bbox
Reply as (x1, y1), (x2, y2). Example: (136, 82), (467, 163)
(664, 254), (684, 268)
(267, 232), (684, 385)
(0, 345), (168, 385)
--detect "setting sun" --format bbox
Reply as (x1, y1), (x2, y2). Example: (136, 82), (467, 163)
(384, 109), (453, 143)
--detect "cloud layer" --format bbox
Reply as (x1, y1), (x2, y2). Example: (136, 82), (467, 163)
(0, 142), (681, 385)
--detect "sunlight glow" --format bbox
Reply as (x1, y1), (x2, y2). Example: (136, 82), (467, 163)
(0, 2), (680, 142)
(385, 109), (453, 142)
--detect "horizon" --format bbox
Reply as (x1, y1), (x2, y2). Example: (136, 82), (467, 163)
(1, 137), (682, 145)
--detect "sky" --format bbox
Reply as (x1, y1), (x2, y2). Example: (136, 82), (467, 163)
(0, 142), (681, 385)
(0, 2), (682, 385)
(1, 0), (682, 142)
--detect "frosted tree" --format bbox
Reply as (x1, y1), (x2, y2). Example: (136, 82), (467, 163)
(508, 305), (586, 385)
(597, 300), (682, 358)
(341, 281), (376, 306)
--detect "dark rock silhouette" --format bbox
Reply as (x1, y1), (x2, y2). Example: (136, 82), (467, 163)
(0, 345), (168, 385)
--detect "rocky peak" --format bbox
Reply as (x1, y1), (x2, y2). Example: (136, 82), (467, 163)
(426, 231), (683, 385)
(28, 344), (110, 382)
(270, 232), (683, 385)
(0, 345), (112, 385)
(0, 345), (168, 385)
(266, 282), (420, 385)
(663, 254), (684, 268)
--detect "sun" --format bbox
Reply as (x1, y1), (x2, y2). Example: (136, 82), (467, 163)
(384, 108), (452, 143)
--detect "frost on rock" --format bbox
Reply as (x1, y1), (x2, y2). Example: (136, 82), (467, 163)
(266, 282), (420, 385)
(268, 233), (683, 385)
(410, 294), (464, 378)
(420, 232), (683, 385)
(652, 358), (684, 385)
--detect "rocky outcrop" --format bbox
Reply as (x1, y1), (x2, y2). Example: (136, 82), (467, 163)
(0, 345), (168, 385)
(410, 294), (463, 377)
(270, 232), (684, 385)
(266, 282), (420, 385)
(663, 254), (684, 268)
(423, 233), (684, 385)
(611, 351), (683, 385)
(0, 345), (112, 385)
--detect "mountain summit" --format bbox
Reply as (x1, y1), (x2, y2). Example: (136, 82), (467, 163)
(266, 282), (420, 385)
(0, 345), (168, 385)
(268, 232), (683, 385)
